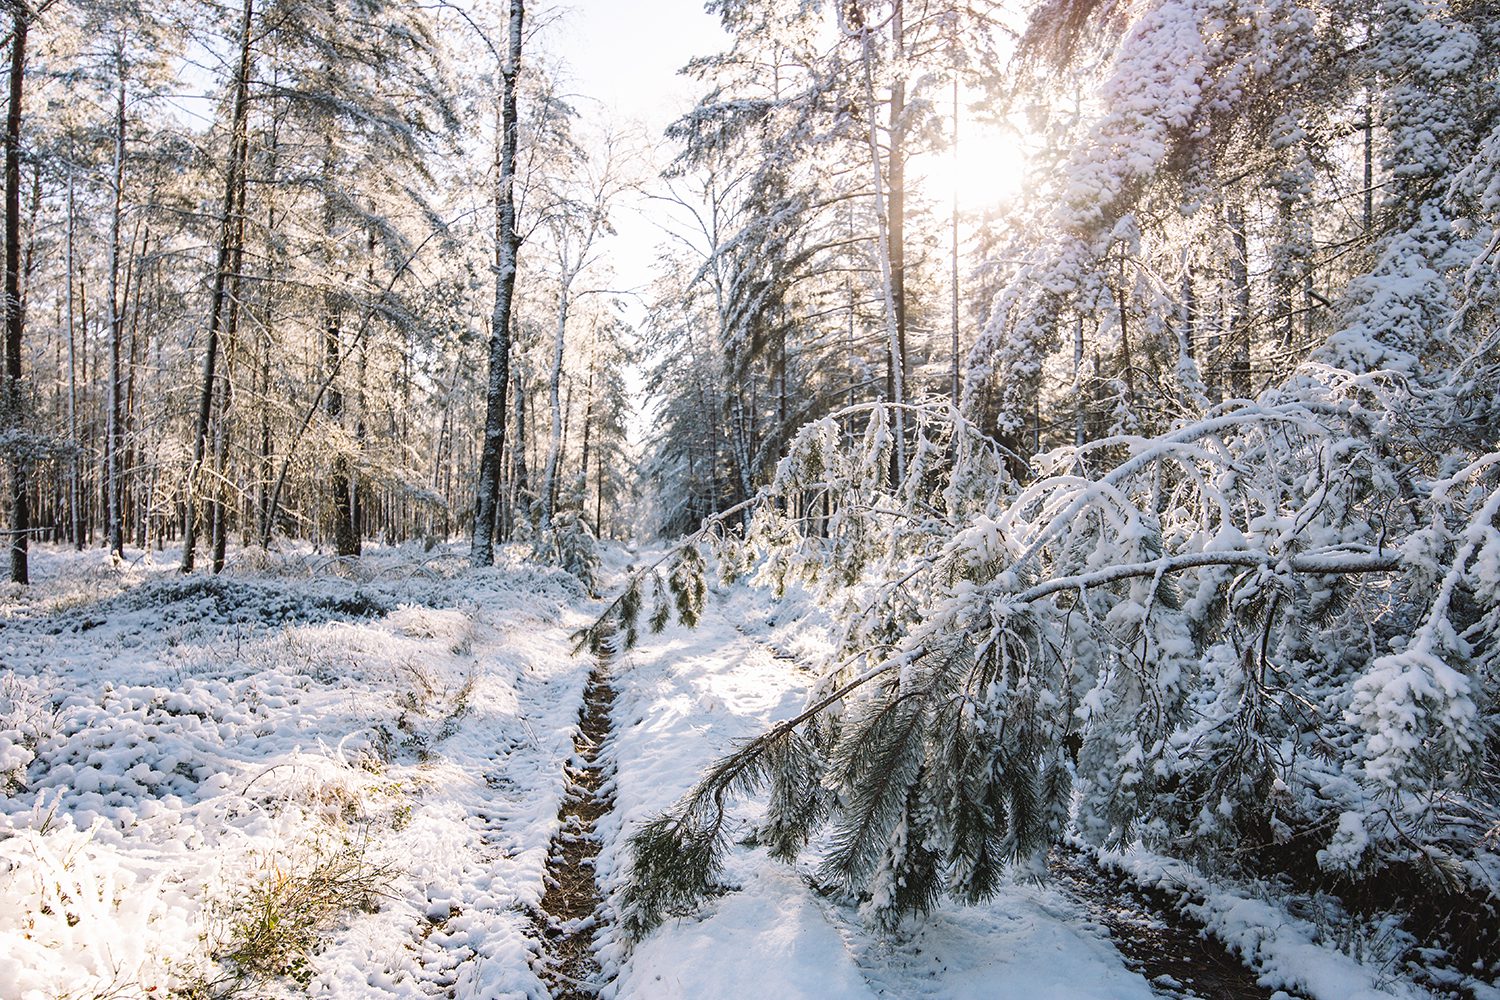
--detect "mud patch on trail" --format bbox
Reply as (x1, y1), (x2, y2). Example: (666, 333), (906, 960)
(1050, 847), (1287, 1000)
(532, 651), (616, 998)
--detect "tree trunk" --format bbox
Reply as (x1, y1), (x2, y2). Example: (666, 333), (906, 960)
(65, 172), (82, 550)
(5, 7), (29, 584)
(211, 148), (250, 573)
(949, 73), (960, 406)
(1116, 253), (1136, 406)
(256, 92), (282, 547)
(1363, 94), (1374, 233)
(578, 361), (594, 523)
(887, 0), (906, 421)
(858, 19), (906, 484)
(1228, 202), (1251, 399)
(508, 349), (529, 534)
(105, 36), (127, 561)
(470, 0), (524, 567)
(537, 273), (569, 533)
(122, 219), (148, 549)
(326, 295), (359, 557)
(182, 0), (253, 572)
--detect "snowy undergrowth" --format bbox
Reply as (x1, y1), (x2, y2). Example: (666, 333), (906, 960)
(1093, 846), (1490, 1000)
(592, 580), (843, 998)
(0, 542), (597, 1000)
(594, 568), (1454, 1000)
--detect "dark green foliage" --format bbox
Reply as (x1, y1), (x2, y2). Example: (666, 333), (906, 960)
(617, 726), (792, 937)
(818, 688), (930, 893)
(619, 815), (726, 940)
(865, 783), (947, 933)
(571, 517), (721, 655)
(63, 577), (391, 634)
(931, 701), (1008, 904)
(604, 387), (1495, 964)
(759, 729), (829, 862)
(619, 579), (642, 649)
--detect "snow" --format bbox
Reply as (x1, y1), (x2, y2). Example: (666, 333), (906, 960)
(0, 542), (596, 1000)
(1, 543), (1471, 998)
(1099, 846), (1435, 1000)
(624, 858), (881, 1000)
(596, 580), (1162, 1000)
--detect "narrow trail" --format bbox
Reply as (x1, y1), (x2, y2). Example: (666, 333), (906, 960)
(1049, 847), (1281, 1000)
(399, 614), (605, 1000)
(532, 643), (617, 999)
(721, 603), (1281, 1000)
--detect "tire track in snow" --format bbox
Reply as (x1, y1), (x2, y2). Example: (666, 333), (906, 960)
(390, 607), (598, 1000)
(1048, 846), (1283, 1000)
(531, 641), (617, 998)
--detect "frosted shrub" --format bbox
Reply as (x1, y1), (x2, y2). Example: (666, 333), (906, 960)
(0, 824), (204, 998)
(535, 476), (601, 590)
(586, 376), (1497, 937)
(198, 833), (394, 993)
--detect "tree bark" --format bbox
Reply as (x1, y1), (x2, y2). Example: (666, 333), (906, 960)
(211, 145), (250, 573)
(537, 269), (569, 533)
(508, 347), (528, 534)
(949, 73), (960, 406)
(65, 172), (81, 550)
(1228, 202), (1251, 399)
(887, 0), (907, 418)
(105, 34), (127, 560)
(5, 5), (29, 584)
(182, 0), (252, 572)
(470, 0), (524, 567)
(857, 19), (906, 484)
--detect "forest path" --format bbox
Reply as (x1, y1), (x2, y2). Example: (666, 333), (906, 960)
(364, 576), (605, 1000)
(531, 638), (618, 998)
(1048, 846), (1280, 1000)
(593, 584), (1176, 999)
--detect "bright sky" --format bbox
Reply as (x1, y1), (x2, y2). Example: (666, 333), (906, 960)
(532, 1), (1026, 450)
(537, 1), (729, 449)
(550, 0), (726, 134)
(542, 1), (1026, 299)
(544, 0), (730, 299)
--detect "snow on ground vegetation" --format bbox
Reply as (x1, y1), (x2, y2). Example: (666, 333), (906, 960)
(594, 575), (1456, 1000)
(0, 542), (1473, 1000)
(0, 542), (596, 1000)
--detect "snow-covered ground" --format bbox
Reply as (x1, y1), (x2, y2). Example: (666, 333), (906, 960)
(594, 580), (1446, 1000)
(596, 583), (1161, 1000)
(1, 544), (1455, 999)
(1, 543), (596, 1000)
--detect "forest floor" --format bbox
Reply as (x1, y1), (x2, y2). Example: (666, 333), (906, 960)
(0, 544), (1445, 999)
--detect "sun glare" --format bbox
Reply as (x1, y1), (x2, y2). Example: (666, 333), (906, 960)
(923, 124), (1031, 213)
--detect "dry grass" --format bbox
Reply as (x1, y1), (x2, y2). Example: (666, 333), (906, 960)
(187, 834), (395, 997)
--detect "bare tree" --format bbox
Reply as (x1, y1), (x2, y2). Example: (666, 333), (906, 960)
(181, 0), (252, 573)
(104, 28), (127, 561)
(536, 133), (624, 535)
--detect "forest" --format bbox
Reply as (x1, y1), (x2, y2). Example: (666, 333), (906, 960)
(0, 0), (1497, 997)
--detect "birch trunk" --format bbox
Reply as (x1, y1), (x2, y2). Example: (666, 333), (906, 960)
(470, 0), (524, 567)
